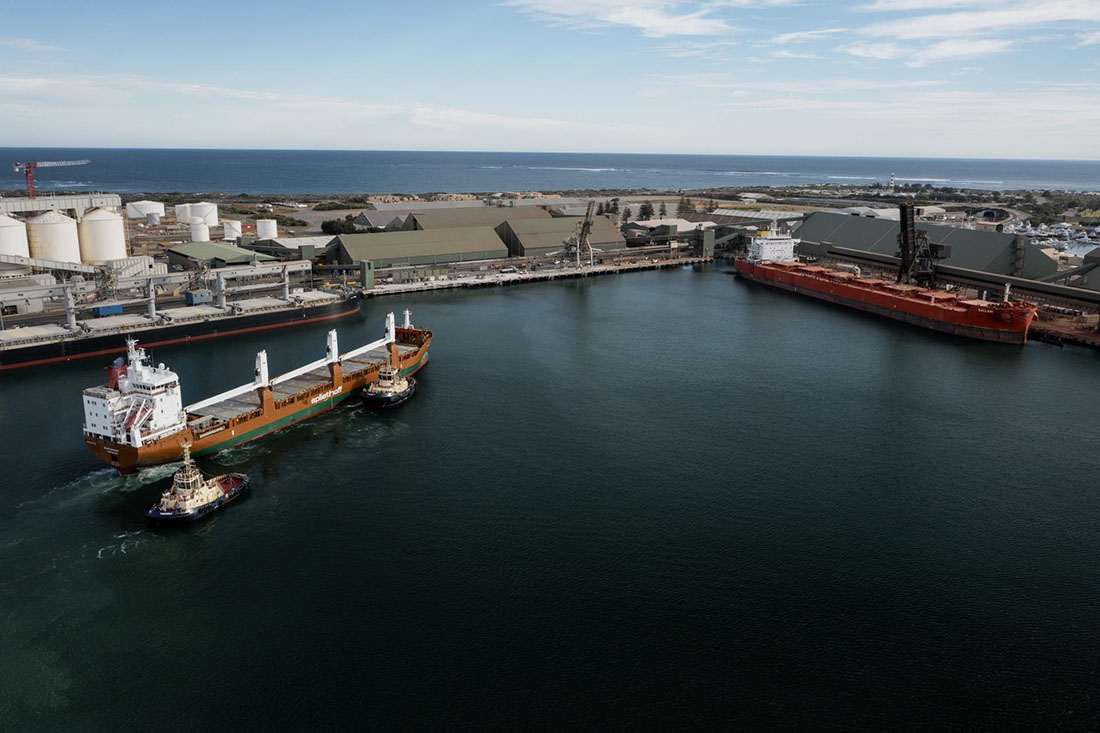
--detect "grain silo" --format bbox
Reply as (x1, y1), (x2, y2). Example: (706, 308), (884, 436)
(174, 203), (192, 223)
(256, 219), (278, 239)
(125, 200), (166, 219)
(78, 207), (128, 263)
(27, 211), (81, 263)
(190, 217), (210, 242)
(190, 202), (219, 227)
(0, 214), (30, 258)
(223, 219), (242, 241)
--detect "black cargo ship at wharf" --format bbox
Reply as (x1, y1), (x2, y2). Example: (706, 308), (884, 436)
(0, 291), (360, 370)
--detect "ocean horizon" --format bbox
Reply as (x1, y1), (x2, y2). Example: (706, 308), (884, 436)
(3, 148), (1099, 195)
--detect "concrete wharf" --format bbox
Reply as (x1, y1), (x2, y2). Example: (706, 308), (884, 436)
(363, 256), (711, 298)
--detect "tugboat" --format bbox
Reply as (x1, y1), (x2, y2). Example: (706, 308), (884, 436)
(361, 359), (417, 409)
(146, 444), (250, 524)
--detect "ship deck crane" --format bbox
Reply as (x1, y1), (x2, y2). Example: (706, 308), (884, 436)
(12, 159), (91, 199)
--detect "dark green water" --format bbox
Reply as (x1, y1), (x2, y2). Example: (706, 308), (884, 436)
(2, 264), (1099, 729)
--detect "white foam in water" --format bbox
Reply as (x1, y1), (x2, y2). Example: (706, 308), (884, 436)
(526, 166), (618, 172)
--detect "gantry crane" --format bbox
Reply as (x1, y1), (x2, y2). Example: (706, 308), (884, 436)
(12, 159), (90, 199)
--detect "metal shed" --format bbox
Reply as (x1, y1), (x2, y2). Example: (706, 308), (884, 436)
(333, 227), (509, 268)
(495, 216), (625, 258)
(402, 206), (551, 231)
(797, 211), (1058, 280)
(167, 242), (276, 269)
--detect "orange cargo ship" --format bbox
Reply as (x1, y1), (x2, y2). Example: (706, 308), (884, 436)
(734, 220), (1036, 344)
(82, 310), (430, 473)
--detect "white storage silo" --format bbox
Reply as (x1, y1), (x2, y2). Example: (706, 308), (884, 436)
(223, 219), (242, 241)
(78, 207), (128, 263)
(190, 201), (219, 227)
(146, 212), (161, 226)
(0, 214), (30, 258)
(125, 200), (166, 219)
(174, 203), (192, 223)
(27, 211), (81, 263)
(190, 217), (210, 242)
(256, 219), (278, 239)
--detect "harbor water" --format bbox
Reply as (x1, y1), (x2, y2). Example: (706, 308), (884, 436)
(2, 264), (1099, 728)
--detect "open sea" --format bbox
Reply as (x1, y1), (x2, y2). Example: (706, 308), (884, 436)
(2, 265), (1099, 728)
(1, 148), (1099, 194)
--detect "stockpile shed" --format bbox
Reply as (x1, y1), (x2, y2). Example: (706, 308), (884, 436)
(402, 206), (551, 231)
(167, 242), (276, 269)
(353, 211), (407, 231)
(797, 211), (1059, 280)
(495, 216), (625, 258)
(332, 227), (508, 268)
(244, 236), (336, 261)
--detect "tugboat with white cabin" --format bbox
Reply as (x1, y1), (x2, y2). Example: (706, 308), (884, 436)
(146, 443), (250, 524)
(361, 310), (419, 409)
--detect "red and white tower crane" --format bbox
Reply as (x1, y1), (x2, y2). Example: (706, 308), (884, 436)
(12, 159), (91, 199)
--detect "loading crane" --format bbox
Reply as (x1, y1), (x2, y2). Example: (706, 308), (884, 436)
(12, 159), (90, 199)
(557, 200), (598, 267)
(896, 201), (948, 287)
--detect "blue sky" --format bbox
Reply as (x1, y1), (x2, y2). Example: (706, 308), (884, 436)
(1, 0), (1098, 158)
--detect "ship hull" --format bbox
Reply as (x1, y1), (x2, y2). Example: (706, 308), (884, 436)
(1, 294), (361, 371)
(735, 259), (1033, 344)
(85, 329), (431, 473)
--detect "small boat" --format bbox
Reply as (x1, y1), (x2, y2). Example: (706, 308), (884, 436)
(146, 444), (249, 524)
(361, 360), (417, 409)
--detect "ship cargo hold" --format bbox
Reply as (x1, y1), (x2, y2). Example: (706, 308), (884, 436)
(82, 310), (430, 472)
(734, 217), (1036, 344)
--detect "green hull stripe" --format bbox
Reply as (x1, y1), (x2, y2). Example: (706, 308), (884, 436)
(193, 349), (426, 456)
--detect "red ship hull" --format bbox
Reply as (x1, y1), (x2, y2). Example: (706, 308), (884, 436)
(735, 258), (1035, 344)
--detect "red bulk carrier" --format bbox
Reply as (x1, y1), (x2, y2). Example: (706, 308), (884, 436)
(734, 204), (1036, 344)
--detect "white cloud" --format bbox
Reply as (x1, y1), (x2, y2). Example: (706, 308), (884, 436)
(771, 49), (821, 58)
(0, 72), (673, 147)
(838, 41), (903, 58)
(859, 0), (1100, 40)
(502, 0), (737, 37)
(0, 38), (59, 53)
(652, 72), (945, 93)
(906, 37), (1011, 65)
(1078, 28), (1100, 44)
(860, 0), (1009, 10)
(771, 27), (848, 43)
(654, 38), (738, 56)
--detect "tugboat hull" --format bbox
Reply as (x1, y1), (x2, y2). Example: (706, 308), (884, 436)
(146, 474), (250, 524)
(361, 378), (417, 409)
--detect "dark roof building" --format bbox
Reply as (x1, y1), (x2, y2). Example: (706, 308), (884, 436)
(797, 211), (1059, 280)
(243, 236), (336, 260)
(402, 206), (551, 231)
(332, 227), (508, 267)
(167, 242), (276, 269)
(494, 216), (625, 257)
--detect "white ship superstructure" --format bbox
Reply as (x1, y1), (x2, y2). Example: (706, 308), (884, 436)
(82, 339), (186, 449)
(747, 221), (798, 263)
